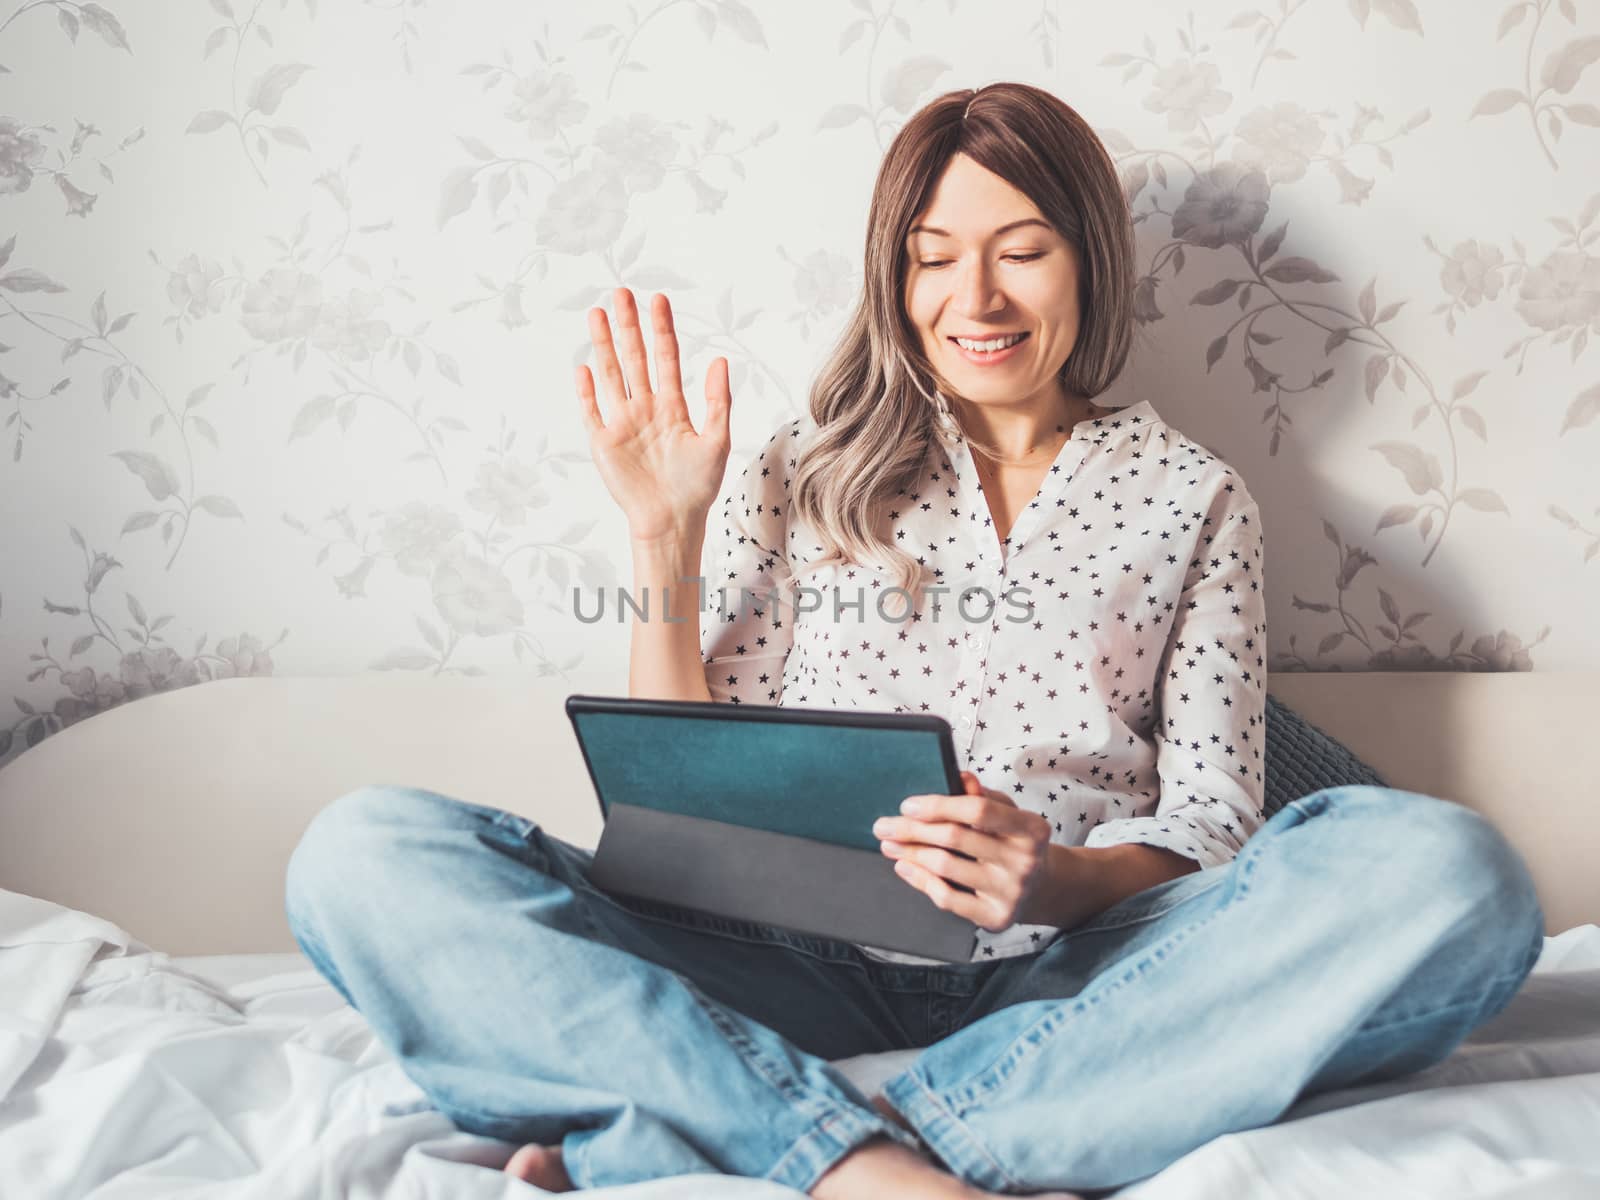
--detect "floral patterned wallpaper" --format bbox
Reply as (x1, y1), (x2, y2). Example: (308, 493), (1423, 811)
(1, 0), (1597, 765)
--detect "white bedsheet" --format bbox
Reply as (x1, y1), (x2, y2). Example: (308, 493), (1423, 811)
(3, 886), (1599, 1199)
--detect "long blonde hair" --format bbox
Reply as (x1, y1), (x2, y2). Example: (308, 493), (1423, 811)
(789, 83), (1137, 615)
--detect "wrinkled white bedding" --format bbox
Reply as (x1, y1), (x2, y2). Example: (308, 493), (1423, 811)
(3, 886), (1599, 1199)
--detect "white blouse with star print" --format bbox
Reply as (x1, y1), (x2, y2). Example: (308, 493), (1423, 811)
(697, 400), (1267, 964)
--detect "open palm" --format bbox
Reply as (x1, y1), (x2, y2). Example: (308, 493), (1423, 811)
(577, 287), (733, 543)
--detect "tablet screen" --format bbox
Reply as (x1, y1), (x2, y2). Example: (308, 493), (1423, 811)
(566, 697), (962, 852)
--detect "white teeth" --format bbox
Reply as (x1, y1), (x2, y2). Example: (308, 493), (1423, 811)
(954, 333), (1025, 352)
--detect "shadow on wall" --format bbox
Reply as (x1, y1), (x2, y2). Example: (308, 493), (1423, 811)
(1111, 165), (1552, 679)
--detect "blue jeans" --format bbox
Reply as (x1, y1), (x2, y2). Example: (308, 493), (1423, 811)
(283, 784), (1546, 1195)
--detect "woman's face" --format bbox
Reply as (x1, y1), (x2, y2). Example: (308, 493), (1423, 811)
(903, 153), (1083, 410)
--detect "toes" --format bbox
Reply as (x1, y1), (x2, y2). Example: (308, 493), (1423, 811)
(503, 1144), (572, 1191)
(503, 1144), (542, 1178)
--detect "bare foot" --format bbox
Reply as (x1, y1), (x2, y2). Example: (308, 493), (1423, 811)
(810, 1132), (1082, 1200)
(501, 1119), (1083, 1200)
(504, 1143), (573, 1192)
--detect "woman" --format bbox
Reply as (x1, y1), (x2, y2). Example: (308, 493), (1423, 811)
(284, 83), (1545, 1198)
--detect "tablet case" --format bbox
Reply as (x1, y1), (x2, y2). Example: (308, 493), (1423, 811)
(564, 694), (979, 962)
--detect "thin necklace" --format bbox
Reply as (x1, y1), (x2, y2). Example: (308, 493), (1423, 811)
(972, 402), (1101, 469)
(972, 435), (1065, 470)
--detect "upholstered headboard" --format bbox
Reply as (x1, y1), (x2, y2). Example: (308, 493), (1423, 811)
(0, 671), (1595, 954)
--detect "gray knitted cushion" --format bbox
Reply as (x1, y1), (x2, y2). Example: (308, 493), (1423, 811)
(1262, 693), (1387, 820)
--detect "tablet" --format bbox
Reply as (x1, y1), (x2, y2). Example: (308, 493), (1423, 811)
(564, 694), (979, 962)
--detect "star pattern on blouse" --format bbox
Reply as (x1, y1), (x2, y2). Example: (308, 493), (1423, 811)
(700, 402), (1266, 964)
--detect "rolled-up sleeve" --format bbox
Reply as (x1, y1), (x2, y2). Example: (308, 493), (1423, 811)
(699, 420), (802, 706)
(1084, 480), (1268, 869)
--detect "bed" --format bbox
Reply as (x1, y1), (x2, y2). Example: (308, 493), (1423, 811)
(2, 670), (1598, 1197)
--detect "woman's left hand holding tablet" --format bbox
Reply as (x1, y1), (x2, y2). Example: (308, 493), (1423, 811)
(872, 770), (1052, 933)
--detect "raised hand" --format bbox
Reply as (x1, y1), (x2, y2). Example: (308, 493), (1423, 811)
(576, 287), (733, 544)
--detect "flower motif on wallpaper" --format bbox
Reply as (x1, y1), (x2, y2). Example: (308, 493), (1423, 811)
(240, 267), (324, 343)
(0, 238), (246, 566)
(0, 118), (42, 193)
(0, 115), (143, 219)
(1274, 519), (1549, 672)
(376, 503), (465, 578)
(160, 166), (417, 350)
(1429, 238), (1509, 327)
(1168, 161), (1269, 248)
(306, 288), (392, 362)
(466, 458), (551, 526)
(165, 255), (228, 324)
(1495, 193), (1599, 373)
(1517, 249), (1600, 343)
(0, 0), (129, 65)
(1106, 29), (1425, 207)
(0, 239), (75, 463)
(819, 0), (955, 152)
(3, 526), (285, 756)
(778, 247), (856, 342)
(186, 61), (313, 186)
(1107, 131), (1491, 571)
(444, 65), (790, 428)
(1231, 102), (1326, 183)
(582, 1), (768, 103)
(443, 68), (727, 229)
(366, 549), (586, 675)
(708, 286), (795, 407)
(1141, 59), (1230, 134)
(1472, 0), (1599, 171)
(1135, 168), (1305, 397)
(1365, 361), (1510, 560)
(594, 113), (684, 193)
(357, 0), (427, 74)
(1097, 12), (1532, 679)
(430, 549), (525, 638)
(443, 49), (775, 338)
(1228, 0), (1422, 90)
(188, 0), (316, 186)
(534, 164), (633, 249)
(0, 1), (139, 217)
(280, 426), (601, 676)
(151, 170), (468, 484)
(506, 69), (590, 139)
(1425, 192), (1600, 438)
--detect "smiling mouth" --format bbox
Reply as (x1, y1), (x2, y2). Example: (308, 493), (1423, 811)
(947, 331), (1031, 361)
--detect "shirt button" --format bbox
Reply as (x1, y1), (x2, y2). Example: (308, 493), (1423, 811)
(958, 715), (972, 729)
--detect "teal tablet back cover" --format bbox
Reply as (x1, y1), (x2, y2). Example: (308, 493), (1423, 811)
(571, 711), (954, 853)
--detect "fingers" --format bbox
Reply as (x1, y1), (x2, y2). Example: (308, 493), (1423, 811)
(585, 288), (730, 437)
(877, 816), (990, 859)
(901, 791), (1018, 833)
(650, 293), (685, 399)
(610, 287), (655, 403)
(574, 365), (603, 434)
(588, 306), (631, 412)
(881, 839), (987, 890)
(896, 800), (1043, 844)
(705, 356), (731, 439)
(960, 770), (1018, 809)
(890, 859), (1004, 928)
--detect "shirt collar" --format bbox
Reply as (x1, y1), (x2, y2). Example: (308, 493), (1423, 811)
(932, 399), (1158, 449)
